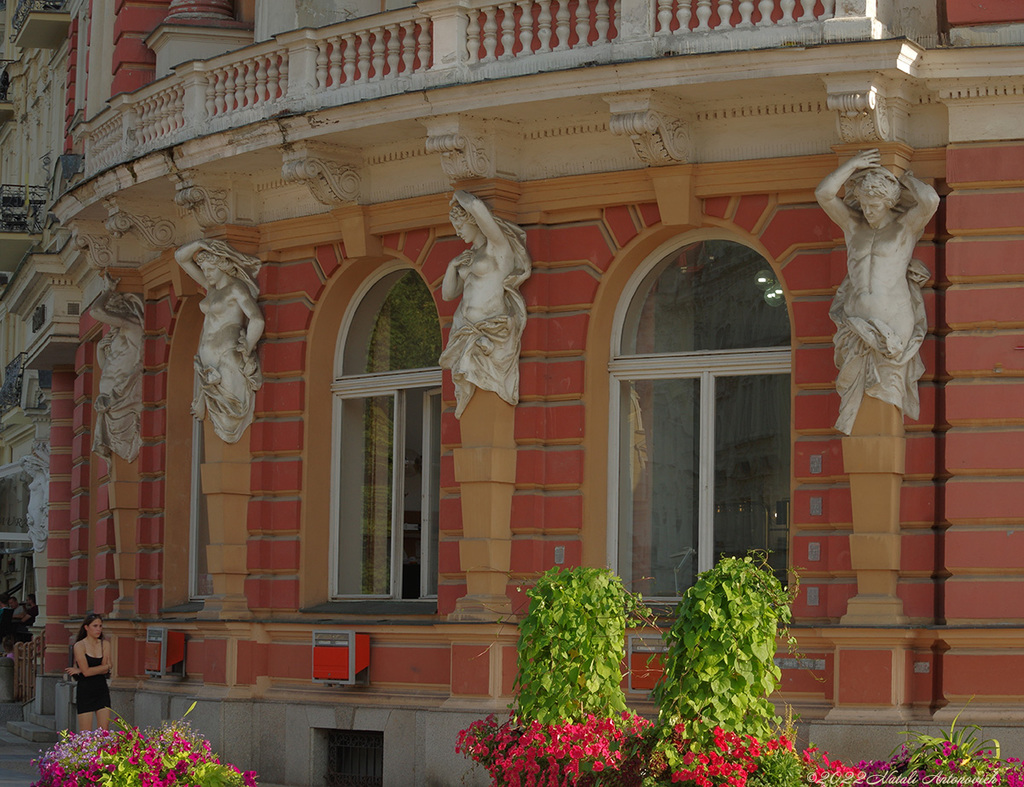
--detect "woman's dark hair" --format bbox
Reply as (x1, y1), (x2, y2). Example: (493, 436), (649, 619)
(75, 613), (104, 642)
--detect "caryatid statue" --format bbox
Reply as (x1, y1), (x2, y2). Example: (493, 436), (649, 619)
(90, 271), (144, 462)
(175, 239), (265, 443)
(22, 446), (50, 553)
(439, 191), (532, 418)
(815, 149), (940, 434)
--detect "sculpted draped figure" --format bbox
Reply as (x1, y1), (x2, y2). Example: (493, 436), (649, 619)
(176, 239), (265, 443)
(90, 271), (144, 462)
(439, 190), (532, 418)
(21, 447), (49, 553)
(815, 149), (940, 435)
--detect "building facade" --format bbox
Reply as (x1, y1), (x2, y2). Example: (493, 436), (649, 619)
(1, 0), (1024, 784)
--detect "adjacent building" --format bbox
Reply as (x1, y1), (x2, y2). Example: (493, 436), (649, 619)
(1, 0), (1023, 784)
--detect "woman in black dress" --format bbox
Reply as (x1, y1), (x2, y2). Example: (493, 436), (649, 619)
(64, 613), (112, 730)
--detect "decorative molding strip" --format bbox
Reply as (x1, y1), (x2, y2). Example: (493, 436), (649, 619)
(103, 198), (176, 249)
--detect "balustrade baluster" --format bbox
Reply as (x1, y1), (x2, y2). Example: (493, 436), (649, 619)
(224, 66), (237, 111)
(797, 0), (814, 20)
(656, 0), (673, 33)
(327, 37), (342, 86)
(575, 0), (591, 47)
(676, 0), (692, 32)
(244, 59), (257, 105)
(780, 0), (795, 23)
(400, 22), (416, 73)
(736, 0), (754, 26)
(694, 0), (712, 31)
(553, 0), (570, 50)
(594, 0), (610, 43)
(537, 0), (553, 51)
(416, 18), (431, 70)
(822, 0), (834, 17)
(316, 41), (329, 87)
(268, 55), (281, 99)
(255, 56), (268, 101)
(483, 7), (499, 62)
(718, 0), (733, 29)
(279, 54), (289, 95)
(467, 8), (482, 63)
(371, 27), (385, 80)
(357, 33), (371, 83)
(214, 70), (227, 114)
(517, 0), (534, 55)
(234, 65), (246, 109)
(757, 0), (774, 25)
(344, 34), (358, 83)
(499, 3), (516, 58)
(205, 77), (216, 117)
(386, 24), (401, 75)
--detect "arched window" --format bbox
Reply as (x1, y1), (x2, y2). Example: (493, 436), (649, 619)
(610, 238), (791, 599)
(331, 269), (443, 600)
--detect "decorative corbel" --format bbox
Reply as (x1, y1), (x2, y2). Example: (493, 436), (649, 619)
(104, 197), (176, 249)
(281, 143), (361, 206)
(827, 86), (891, 143)
(172, 170), (229, 228)
(70, 221), (115, 269)
(423, 116), (493, 182)
(605, 92), (691, 166)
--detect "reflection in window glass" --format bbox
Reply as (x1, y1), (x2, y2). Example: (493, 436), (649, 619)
(619, 379), (700, 598)
(335, 270), (442, 600)
(622, 240), (790, 355)
(614, 239), (791, 597)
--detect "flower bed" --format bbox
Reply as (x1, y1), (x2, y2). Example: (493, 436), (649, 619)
(33, 716), (258, 787)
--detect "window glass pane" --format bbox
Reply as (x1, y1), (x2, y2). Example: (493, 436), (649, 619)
(623, 240), (789, 355)
(365, 272), (443, 374)
(338, 395), (394, 596)
(618, 378), (700, 598)
(713, 374), (791, 583)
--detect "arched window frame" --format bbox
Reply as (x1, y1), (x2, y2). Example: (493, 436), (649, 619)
(328, 263), (443, 601)
(607, 232), (793, 600)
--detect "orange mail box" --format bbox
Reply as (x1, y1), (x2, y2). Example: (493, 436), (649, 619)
(145, 630), (185, 674)
(312, 632), (370, 683)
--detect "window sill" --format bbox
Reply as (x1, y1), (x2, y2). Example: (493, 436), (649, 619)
(302, 600), (438, 617)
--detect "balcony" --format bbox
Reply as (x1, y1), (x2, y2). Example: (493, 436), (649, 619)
(0, 353), (26, 416)
(81, 0), (897, 179)
(0, 185), (46, 272)
(12, 0), (71, 50)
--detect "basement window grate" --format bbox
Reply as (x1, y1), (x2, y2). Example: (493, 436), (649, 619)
(325, 729), (384, 787)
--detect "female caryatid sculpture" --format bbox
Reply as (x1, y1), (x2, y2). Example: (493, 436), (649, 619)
(175, 239), (265, 443)
(815, 149), (940, 435)
(22, 446), (50, 553)
(90, 271), (144, 462)
(439, 191), (531, 418)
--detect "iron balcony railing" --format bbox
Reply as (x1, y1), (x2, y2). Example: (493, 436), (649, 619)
(0, 353), (26, 415)
(0, 184), (47, 234)
(12, 0), (66, 37)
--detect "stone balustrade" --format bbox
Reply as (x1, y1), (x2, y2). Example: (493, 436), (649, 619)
(81, 0), (864, 178)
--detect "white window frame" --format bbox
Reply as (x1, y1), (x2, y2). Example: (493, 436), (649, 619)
(328, 265), (443, 601)
(607, 235), (792, 601)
